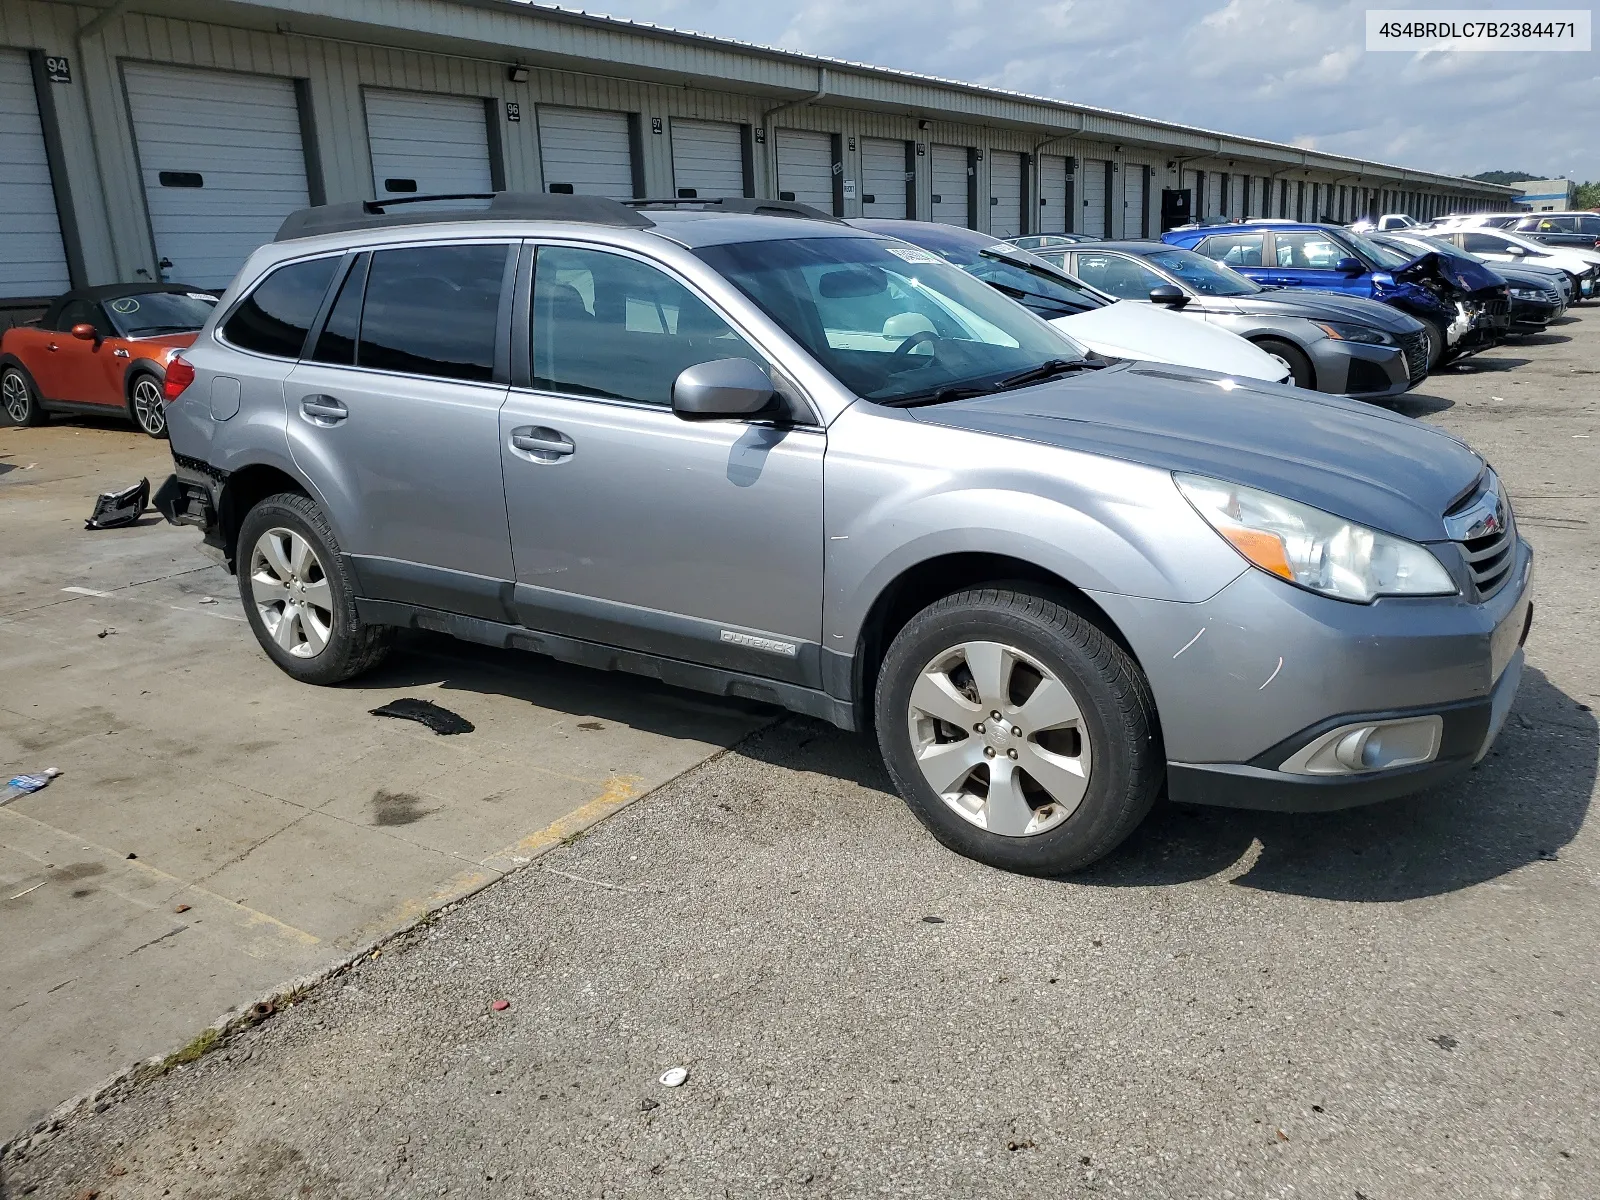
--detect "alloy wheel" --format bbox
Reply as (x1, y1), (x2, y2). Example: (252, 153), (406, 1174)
(132, 377), (166, 436)
(2, 371), (29, 424)
(905, 640), (1093, 837)
(249, 527), (334, 659)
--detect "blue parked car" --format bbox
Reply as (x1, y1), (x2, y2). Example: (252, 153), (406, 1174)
(1162, 222), (1510, 369)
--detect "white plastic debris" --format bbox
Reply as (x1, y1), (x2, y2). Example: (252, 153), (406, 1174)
(658, 1067), (689, 1088)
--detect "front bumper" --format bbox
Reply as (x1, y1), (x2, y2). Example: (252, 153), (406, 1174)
(1089, 537), (1533, 812)
(1508, 297), (1561, 331)
(1314, 338), (1417, 399)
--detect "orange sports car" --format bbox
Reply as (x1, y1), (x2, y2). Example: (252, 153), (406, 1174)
(1, 284), (217, 439)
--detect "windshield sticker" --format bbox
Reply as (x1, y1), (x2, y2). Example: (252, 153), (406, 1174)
(885, 246), (942, 265)
(110, 297), (140, 314)
(187, 293), (218, 303)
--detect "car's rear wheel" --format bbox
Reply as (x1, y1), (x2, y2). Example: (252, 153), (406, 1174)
(236, 492), (392, 685)
(128, 371), (167, 439)
(874, 587), (1162, 876)
(1254, 337), (1314, 389)
(2, 366), (45, 427)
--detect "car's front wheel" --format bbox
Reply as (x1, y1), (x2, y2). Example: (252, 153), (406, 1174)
(128, 371), (168, 438)
(2, 366), (45, 427)
(1255, 337), (1314, 389)
(1419, 319), (1446, 370)
(874, 587), (1162, 876)
(236, 492), (392, 685)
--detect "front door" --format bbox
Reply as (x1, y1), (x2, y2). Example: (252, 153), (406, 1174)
(34, 300), (120, 405)
(1265, 230), (1367, 294)
(284, 242), (516, 610)
(499, 243), (825, 684)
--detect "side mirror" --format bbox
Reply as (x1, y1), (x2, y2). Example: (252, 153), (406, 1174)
(70, 323), (99, 342)
(1505, 244), (1527, 256)
(1148, 285), (1188, 307)
(1334, 257), (1365, 275)
(671, 358), (777, 422)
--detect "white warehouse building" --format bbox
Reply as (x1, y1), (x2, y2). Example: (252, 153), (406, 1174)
(0, 0), (1516, 309)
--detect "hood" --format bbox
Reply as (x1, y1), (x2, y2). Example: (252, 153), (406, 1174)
(913, 362), (1483, 543)
(1392, 250), (1506, 296)
(1231, 289), (1423, 332)
(1493, 264), (1567, 289)
(1052, 303), (1286, 383)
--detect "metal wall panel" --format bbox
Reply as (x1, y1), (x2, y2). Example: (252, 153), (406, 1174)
(670, 118), (744, 198)
(123, 62), (309, 288)
(775, 128), (833, 208)
(930, 143), (968, 227)
(988, 149), (1023, 238)
(365, 87), (493, 203)
(859, 136), (908, 219)
(538, 105), (633, 198)
(0, 47), (70, 298)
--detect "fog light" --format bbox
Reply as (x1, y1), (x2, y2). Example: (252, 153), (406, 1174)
(1279, 715), (1443, 776)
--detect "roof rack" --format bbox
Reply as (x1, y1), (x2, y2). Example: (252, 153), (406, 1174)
(274, 192), (655, 242)
(623, 197), (842, 224)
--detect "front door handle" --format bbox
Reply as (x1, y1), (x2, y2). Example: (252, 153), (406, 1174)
(510, 426), (574, 460)
(300, 395), (348, 425)
(46, 342), (60, 352)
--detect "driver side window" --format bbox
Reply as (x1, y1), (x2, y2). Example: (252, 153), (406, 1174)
(57, 300), (110, 336)
(531, 246), (762, 407)
(1071, 253), (1166, 301)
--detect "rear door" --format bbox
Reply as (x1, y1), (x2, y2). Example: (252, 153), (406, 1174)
(775, 129), (835, 210)
(860, 137), (909, 219)
(988, 151), (1023, 238)
(123, 63), (310, 288)
(365, 89), (494, 203)
(498, 242), (825, 682)
(283, 242), (516, 601)
(930, 144), (969, 228)
(538, 107), (635, 199)
(0, 48), (71, 299)
(670, 119), (746, 199)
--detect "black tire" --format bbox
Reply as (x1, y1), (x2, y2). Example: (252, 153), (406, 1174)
(2, 365), (45, 427)
(236, 492), (392, 685)
(127, 370), (168, 439)
(1254, 337), (1314, 390)
(1419, 319), (1446, 370)
(874, 587), (1163, 876)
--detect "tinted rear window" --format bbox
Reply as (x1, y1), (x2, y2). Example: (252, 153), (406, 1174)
(223, 258), (339, 358)
(357, 244), (507, 382)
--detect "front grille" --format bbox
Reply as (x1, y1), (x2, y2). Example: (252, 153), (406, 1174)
(1398, 329), (1429, 383)
(1445, 475), (1516, 600)
(1463, 523), (1515, 598)
(1480, 295), (1512, 329)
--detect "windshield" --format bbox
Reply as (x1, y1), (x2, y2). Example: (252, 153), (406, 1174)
(106, 291), (217, 336)
(1340, 228), (1413, 269)
(870, 223), (1105, 318)
(1145, 248), (1261, 296)
(696, 235), (1095, 406)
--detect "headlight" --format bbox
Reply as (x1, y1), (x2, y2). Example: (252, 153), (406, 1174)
(1509, 287), (1539, 300)
(1175, 474), (1458, 603)
(1312, 320), (1391, 345)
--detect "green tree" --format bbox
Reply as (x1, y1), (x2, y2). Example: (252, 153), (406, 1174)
(1572, 181), (1600, 210)
(1472, 170), (1541, 185)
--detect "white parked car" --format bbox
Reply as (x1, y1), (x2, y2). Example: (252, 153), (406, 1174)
(850, 219), (1291, 384)
(1350, 213), (1421, 232)
(1421, 224), (1600, 301)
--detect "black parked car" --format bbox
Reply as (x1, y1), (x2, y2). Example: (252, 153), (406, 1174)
(1508, 212), (1600, 251)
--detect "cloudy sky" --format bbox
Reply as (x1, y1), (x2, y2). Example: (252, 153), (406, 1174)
(569, 0), (1598, 182)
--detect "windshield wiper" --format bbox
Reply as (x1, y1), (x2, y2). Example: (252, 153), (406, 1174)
(993, 358), (1101, 391)
(876, 383), (999, 408)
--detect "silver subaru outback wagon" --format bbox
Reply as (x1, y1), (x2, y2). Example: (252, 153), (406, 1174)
(153, 193), (1533, 875)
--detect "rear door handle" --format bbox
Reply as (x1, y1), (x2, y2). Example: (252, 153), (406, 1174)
(300, 395), (348, 424)
(509, 427), (574, 461)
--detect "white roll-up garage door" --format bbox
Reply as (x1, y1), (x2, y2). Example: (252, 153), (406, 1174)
(775, 129), (834, 211)
(365, 88), (492, 204)
(538, 106), (634, 199)
(124, 63), (309, 290)
(1037, 153), (1067, 235)
(931, 144), (968, 228)
(1080, 158), (1107, 238)
(671, 119), (745, 199)
(0, 48), (70, 298)
(988, 150), (1023, 239)
(860, 137), (908, 219)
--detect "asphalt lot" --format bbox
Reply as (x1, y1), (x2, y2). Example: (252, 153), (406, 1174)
(4, 311), (1598, 1199)
(0, 425), (770, 1137)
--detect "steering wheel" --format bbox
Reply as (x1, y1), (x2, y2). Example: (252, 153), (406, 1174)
(891, 330), (939, 358)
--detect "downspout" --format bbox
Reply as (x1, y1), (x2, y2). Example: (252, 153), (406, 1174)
(760, 67), (828, 197)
